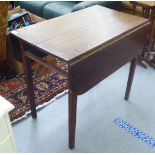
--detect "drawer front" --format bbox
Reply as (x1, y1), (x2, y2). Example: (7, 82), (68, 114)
(0, 2), (9, 27)
(0, 115), (10, 142)
(0, 136), (16, 153)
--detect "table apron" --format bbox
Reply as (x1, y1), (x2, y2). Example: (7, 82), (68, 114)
(68, 25), (149, 95)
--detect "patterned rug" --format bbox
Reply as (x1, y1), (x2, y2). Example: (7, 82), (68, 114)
(0, 58), (68, 123)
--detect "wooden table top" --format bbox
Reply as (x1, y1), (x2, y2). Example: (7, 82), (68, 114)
(11, 5), (149, 63)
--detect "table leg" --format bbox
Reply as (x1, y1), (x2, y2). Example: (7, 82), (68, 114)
(148, 8), (155, 51)
(69, 90), (77, 149)
(124, 57), (138, 100)
(19, 41), (37, 118)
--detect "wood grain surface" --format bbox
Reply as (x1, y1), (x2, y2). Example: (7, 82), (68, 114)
(0, 25), (7, 61)
(0, 2), (9, 61)
(0, 2), (9, 27)
(11, 5), (149, 62)
(68, 24), (149, 94)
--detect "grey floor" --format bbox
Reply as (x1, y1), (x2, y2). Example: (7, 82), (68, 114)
(12, 63), (155, 153)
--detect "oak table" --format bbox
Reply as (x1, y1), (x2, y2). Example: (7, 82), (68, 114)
(10, 6), (150, 149)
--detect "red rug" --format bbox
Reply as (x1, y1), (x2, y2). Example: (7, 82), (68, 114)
(0, 58), (68, 123)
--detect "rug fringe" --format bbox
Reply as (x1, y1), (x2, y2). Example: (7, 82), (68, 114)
(11, 89), (68, 124)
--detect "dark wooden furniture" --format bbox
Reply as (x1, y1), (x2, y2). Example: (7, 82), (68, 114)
(10, 6), (149, 149)
(130, 1), (155, 68)
(0, 2), (9, 72)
